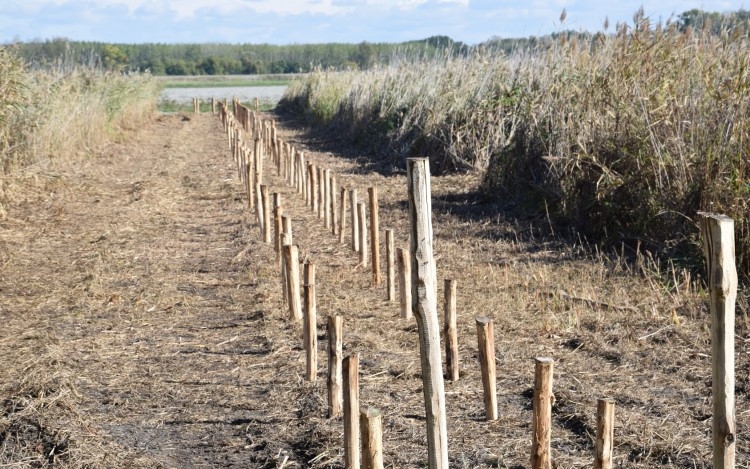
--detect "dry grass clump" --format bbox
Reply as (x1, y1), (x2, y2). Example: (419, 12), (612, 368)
(0, 46), (159, 216)
(280, 13), (750, 278)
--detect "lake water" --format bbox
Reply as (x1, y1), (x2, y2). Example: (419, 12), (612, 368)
(160, 85), (288, 104)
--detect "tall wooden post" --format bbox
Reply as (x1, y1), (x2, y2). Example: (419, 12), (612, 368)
(385, 230), (395, 301)
(274, 206), (283, 266)
(350, 189), (359, 252)
(699, 212), (737, 469)
(397, 248), (412, 320)
(360, 407), (384, 469)
(328, 316), (344, 418)
(531, 357), (554, 469)
(324, 169), (332, 229)
(595, 398), (615, 469)
(368, 187), (381, 285)
(476, 317), (497, 420)
(445, 279), (459, 381)
(303, 262), (318, 381)
(340, 187), (348, 244)
(311, 165), (319, 214)
(255, 182), (264, 237)
(358, 202), (368, 267)
(406, 158), (448, 469)
(344, 354), (361, 469)
(318, 167), (325, 220)
(331, 176), (338, 236)
(283, 245), (302, 322)
(261, 185), (271, 244)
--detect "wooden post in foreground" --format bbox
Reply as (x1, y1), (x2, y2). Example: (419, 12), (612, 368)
(303, 263), (318, 381)
(344, 354), (361, 469)
(445, 280), (459, 381)
(385, 230), (395, 301)
(531, 357), (554, 469)
(594, 398), (615, 469)
(350, 189), (359, 252)
(699, 212), (737, 469)
(358, 202), (368, 267)
(406, 158), (448, 469)
(360, 407), (384, 469)
(328, 316), (344, 418)
(476, 317), (497, 420)
(397, 248), (412, 320)
(283, 244), (302, 322)
(369, 187), (381, 286)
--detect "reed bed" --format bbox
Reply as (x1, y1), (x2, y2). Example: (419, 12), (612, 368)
(0, 46), (159, 216)
(280, 15), (750, 280)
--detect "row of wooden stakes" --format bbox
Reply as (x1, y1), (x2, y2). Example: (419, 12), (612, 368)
(212, 98), (618, 469)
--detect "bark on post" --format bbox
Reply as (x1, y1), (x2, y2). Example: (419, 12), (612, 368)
(476, 317), (497, 420)
(397, 247), (413, 320)
(328, 316), (344, 418)
(531, 357), (554, 469)
(283, 245), (302, 322)
(358, 202), (368, 268)
(386, 230), (395, 302)
(699, 212), (737, 469)
(350, 189), (359, 252)
(368, 187), (381, 286)
(406, 158), (448, 469)
(344, 354), (361, 469)
(595, 398), (615, 469)
(360, 407), (384, 469)
(261, 185), (271, 244)
(303, 262), (318, 381)
(340, 187), (348, 243)
(445, 279), (459, 381)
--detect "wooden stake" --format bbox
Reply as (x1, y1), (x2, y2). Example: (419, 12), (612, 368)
(368, 187), (381, 285)
(303, 262), (318, 381)
(397, 248), (412, 320)
(324, 169), (332, 229)
(358, 202), (368, 267)
(328, 316), (344, 418)
(283, 245), (302, 322)
(344, 354), (361, 469)
(385, 230), (395, 301)
(339, 187), (348, 243)
(445, 280), (459, 381)
(406, 158), (448, 469)
(360, 407), (384, 469)
(255, 182), (264, 237)
(318, 166), (325, 220)
(350, 189), (359, 252)
(331, 176), (338, 236)
(476, 317), (497, 420)
(274, 206), (283, 266)
(699, 212), (737, 469)
(281, 216), (293, 304)
(594, 398), (615, 469)
(531, 357), (554, 469)
(261, 185), (271, 244)
(311, 165), (319, 213)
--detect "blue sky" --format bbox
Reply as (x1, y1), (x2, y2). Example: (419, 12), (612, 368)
(2, 1), (748, 44)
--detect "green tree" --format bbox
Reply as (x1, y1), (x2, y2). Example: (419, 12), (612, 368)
(100, 44), (128, 70)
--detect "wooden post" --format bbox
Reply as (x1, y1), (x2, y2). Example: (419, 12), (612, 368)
(298, 152), (306, 196)
(211, 97), (216, 114)
(350, 189), (359, 252)
(331, 176), (338, 236)
(311, 165), (319, 213)
(358, 202), (368, 267)
(386, 230), (395, 301)
(339, 187), (348, 243)
(255, 182), (264, 237)
(531, 357), (554, 469)
(254, 97), (259, 111)
(274, 206), (283, 266)
(368, 187), (381, 285)
(445, 280), (459, 381)
(283, 245), (302, 322)
(318, 167), (325, 220)
(344, 354), (361, 469)
(281, 215), (293, 304)
(328, 316), (344, 418)
(303, 262), (318, 381)
(594, 398), (615, 469)
(261, 185), (271, 244)
(699, 212), (737, 469)
(476, 317), (497, 420)
(397, 248), (412, 320)
(406, 158), (448, 469)
(324, 169), (332, 229)
(360, 407), (384, 469)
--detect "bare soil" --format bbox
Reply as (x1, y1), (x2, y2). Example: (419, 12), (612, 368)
(0, 112), (748, 468)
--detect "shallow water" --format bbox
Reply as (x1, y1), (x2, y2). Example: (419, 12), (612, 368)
(160, 85), (288, 104)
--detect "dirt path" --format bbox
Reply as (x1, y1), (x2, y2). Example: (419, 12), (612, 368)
(0, 112), (748, 468)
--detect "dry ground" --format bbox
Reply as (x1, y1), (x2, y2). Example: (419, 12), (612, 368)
(0, 111), (748, 468)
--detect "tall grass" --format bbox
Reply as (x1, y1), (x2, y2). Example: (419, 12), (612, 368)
(0, 45), (159, 214)
(280, 16), (750, 278)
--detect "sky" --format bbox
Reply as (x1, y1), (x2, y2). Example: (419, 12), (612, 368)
(1, 1), (748, 45)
